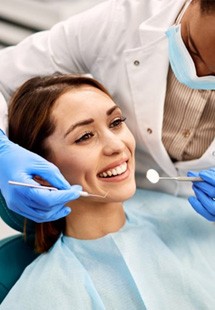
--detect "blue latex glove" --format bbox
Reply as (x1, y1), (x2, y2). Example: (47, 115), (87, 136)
(0, 130), (82, 223)
(187, 169), (215, 221)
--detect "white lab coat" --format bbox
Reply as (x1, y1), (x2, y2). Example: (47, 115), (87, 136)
(0, 0), (214, 196)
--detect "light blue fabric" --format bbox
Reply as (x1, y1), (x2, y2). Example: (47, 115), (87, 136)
(166, 24), (215, 90)
(1, 189), (215, 310)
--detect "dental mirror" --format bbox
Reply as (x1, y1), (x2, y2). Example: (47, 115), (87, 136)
(146, 169), (203, 184)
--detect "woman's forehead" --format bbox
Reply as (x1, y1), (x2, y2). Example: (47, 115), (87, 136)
(59, 86), (111, 104)
(52, 86), (116, 122)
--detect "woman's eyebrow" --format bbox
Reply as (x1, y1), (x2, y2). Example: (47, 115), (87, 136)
(107, 105), (120, 115)
(64, 105), (121, 137)
(64, 119), (94, 137)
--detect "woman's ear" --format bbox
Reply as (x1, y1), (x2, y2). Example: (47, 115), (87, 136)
(34, 175), (51, 187)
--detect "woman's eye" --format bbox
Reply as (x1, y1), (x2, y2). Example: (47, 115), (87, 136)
(75, 132), (94, 144)
(110, 116), (126, 128)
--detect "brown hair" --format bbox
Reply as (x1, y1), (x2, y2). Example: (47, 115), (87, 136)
(8, 74), (111, 253)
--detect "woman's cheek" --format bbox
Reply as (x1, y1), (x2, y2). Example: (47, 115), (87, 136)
(58, 155), (88, 184)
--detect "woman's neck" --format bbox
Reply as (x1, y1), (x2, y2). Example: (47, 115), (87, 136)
(64, 201), (126, 240)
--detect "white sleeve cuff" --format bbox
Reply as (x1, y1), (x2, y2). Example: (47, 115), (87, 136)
(0, 92), (8, 135)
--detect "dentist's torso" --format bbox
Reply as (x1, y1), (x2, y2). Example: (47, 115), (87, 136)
(86, 0), (215, 196)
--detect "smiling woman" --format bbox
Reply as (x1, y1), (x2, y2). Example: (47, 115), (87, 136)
(2, 74), (215, 309)
(8, 74), (136, 251)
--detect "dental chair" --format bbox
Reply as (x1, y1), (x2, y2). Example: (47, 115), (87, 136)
(0, 192), (38, 304)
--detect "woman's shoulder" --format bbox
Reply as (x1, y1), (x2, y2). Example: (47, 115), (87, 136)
(1, 237), (98, 309)
(22, 236), (85, 279)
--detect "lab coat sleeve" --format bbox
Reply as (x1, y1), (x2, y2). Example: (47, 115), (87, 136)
(0, 0), (116, 102)
(0, 92), (8, 134)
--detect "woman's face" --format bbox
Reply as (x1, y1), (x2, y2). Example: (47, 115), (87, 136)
(45, 86), (136, 203)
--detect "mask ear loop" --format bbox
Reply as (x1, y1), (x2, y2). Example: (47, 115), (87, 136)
(175, 0), (192, 25)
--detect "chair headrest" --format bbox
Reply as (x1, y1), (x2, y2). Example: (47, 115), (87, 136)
(0, 192), (35, 234)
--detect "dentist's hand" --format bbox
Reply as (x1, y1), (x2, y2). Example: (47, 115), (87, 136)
(0, 131), (82, 222)
(188, 169), (215, 221)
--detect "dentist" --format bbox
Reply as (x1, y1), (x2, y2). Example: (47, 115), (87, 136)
(0, 0), (214, 222)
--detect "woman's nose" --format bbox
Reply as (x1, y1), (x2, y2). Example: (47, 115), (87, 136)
(102, 134), (125, 156)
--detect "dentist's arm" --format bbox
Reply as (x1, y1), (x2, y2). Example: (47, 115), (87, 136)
(0, 1), (111, 100)
(188, 169), (215, 221)
(0, 130), (82, 223)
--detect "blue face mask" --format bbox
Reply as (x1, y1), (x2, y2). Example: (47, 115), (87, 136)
(165, 24), (215, 90)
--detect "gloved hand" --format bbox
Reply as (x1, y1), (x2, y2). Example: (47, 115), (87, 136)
(187, 169), (215, 221)
(0, 130), (82, 222)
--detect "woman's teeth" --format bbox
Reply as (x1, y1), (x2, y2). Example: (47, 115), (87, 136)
(99, 162), (127, 178)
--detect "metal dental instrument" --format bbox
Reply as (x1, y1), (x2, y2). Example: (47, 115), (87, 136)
(80, 191), (108, 198)
(8, 181), (108, 198)
(8, 181), (58, 191)
(146, 169), (203, 184)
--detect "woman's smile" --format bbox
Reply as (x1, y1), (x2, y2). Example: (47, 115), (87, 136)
(98, 160), (131, 182)
(98, 159), (128, 177)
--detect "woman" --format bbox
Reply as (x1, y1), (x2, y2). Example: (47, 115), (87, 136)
(0, 0), (215, 223)
(1, 74), (215, 309)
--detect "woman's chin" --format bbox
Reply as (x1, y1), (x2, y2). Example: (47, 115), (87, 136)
(106, 183), (136, 202)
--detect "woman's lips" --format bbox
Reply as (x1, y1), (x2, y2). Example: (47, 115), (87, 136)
(98, 161), (131, 182)
(99, 162), (127, 178)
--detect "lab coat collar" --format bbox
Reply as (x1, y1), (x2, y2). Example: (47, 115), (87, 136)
(124, 0), (187, 177)
(139, 0), (186, 47)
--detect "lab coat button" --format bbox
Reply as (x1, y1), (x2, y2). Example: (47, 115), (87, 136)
(182, 129), (191, 138)
(198, 90), (206, 93)
(147, 128), (152, 134)
(134, 60), (140, 66)
(212, 151), (215, 157)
